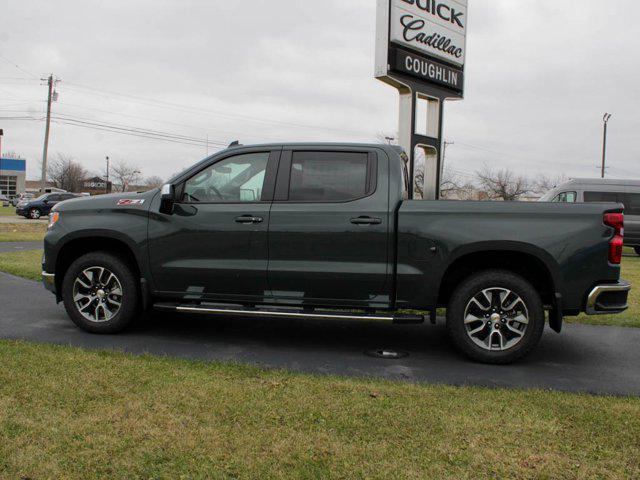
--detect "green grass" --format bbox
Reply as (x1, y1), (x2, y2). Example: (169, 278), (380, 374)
(0, 223), (47, 242)
(0, 340), (638, 479)
(0, 250), (42, 280)
(0, 205), (16, 216)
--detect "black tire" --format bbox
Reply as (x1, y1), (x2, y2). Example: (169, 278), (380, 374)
(446, 270), (545, 365)
(62, 251), (139, 334)
(28, 208), (42, 219)
(635, 247), (640, 256)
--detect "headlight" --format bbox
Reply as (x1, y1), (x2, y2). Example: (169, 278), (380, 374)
(48, 212), (60, 230)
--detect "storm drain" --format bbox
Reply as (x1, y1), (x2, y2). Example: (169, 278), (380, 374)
(365, 349), (409, 359)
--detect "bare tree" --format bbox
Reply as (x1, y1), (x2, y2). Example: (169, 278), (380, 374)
(375, 131), (398, 145)
(110, 160), (142, 192)
(47, 153), (88, 193)
(144, 176), (164, 189)
(476, 165), (530, 201)
(531, 173), (568, 196)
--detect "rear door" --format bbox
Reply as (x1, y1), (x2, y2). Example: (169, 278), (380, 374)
(267, 146), (391, 308)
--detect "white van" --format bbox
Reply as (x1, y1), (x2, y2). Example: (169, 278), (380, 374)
(540, 178), (640, 255)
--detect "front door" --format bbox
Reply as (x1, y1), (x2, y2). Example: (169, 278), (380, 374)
(267, 147), (391, 309)
(148, 149), (279, 303)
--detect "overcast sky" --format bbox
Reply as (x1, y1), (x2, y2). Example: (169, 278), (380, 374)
(1, 0), (639, 183)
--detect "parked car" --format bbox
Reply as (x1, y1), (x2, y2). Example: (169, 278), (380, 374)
(540, 178), (640, 255)
(11, 192), (35, 207)
(42, 143), (630, 364)
(16, 192), (81, 219)
(0, 194), (10, 207)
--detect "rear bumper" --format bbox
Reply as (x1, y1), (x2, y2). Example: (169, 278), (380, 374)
(586, 280), (631, 315)
(42, 272), (56, 294)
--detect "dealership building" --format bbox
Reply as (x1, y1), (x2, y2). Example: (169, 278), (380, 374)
(0, 157), (26, 199)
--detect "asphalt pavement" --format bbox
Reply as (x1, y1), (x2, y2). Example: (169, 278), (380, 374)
(1, 271), (639, 397)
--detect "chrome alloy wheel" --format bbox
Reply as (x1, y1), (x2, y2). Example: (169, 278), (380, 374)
(463, 288), (529, 351)
(72, 266), (123, 323)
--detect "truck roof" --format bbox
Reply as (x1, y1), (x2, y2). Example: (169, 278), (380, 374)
(227, 142), (403, 151)
(564, 178), (640, 187)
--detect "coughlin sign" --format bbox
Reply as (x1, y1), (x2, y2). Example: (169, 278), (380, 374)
(376, 0), (468, 95)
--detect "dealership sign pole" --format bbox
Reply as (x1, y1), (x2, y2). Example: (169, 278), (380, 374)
(375, 0), (468, 199)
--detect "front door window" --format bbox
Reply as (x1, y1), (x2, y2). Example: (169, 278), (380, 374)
(181, 152), (269, 203)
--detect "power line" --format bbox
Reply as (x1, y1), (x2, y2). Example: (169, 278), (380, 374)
(0, 54), (39, 79)
(54, 101), (284, 142)
(52, 118), (225, 149)
(51, 113), (229, 146)
(63, 81), (372, 137)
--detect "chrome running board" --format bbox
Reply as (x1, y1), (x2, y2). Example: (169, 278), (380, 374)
(154, 303), (426, 325)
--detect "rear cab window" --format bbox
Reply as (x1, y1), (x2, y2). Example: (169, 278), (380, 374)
(285, 151), (377, 202)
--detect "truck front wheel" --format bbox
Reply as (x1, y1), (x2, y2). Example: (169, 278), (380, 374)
(446, 270), (545, 364)
(61, 251), (139, 334)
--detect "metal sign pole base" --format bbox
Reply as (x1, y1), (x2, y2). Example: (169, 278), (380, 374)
(388, 74), (453, 200)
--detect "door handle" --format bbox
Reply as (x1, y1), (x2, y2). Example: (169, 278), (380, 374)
(350, 216), (382, 226)
(235, 215), (263, 224)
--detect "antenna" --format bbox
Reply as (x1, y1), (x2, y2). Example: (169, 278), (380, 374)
(228, 140), (241, 148)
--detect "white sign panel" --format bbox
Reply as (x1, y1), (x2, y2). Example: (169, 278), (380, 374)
(391, 0), (467, 66)
(376, 0), (468, 81)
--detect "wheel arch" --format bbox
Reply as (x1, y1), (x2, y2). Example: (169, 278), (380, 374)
(437, 243), (560, 310)
(54, 232), (144, 296)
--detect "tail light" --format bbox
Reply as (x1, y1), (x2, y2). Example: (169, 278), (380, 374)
(604, 212), (624, 264)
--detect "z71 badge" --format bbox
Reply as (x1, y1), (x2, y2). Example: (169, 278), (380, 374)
(117, 199), (145, 206)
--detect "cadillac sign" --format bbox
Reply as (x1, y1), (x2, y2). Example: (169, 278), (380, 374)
(376, 0), (468, 95)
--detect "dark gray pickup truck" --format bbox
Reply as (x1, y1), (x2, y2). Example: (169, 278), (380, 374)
(42, 143), (630, 364)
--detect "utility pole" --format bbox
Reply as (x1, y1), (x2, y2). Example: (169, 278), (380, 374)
(40, 74), (57, 193)
(105, 156), (110, 194)
(601, 113), (612, 179)
(0, 129), (3, 160)
(443, 140), (454, 164)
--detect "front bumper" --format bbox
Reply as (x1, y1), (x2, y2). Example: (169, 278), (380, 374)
(586, 280), (631, 315)
(42, 272), (56, 294)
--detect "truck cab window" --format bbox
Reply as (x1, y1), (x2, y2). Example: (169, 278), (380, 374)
(289, 151), (372, 202)
(552, 192), (576, 203)
(181, 152), (269, 203)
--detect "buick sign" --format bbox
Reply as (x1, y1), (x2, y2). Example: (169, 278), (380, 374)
(376, 0), (468, 96)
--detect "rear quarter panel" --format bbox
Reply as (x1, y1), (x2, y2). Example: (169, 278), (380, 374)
(397, 200), (622, 311)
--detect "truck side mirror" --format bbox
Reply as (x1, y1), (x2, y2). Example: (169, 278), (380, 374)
(159, 184), (175, 215)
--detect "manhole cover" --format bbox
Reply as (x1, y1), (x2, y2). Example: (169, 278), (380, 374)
(364, 349), (409, 359)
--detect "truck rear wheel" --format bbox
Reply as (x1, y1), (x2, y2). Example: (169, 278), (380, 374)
(446, 270), (545, 364)
(62, 251), (139, 334)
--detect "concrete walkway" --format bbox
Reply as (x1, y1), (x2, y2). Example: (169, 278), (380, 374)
(0, 271), (639, 397)
(0, 242), (43, 253)
(0, 216), (48, 224)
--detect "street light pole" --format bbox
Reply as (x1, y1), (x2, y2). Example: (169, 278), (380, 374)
(601, 113), (612, 179)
